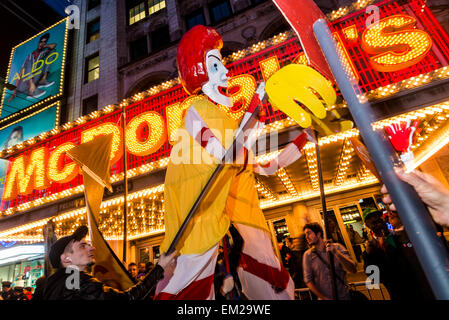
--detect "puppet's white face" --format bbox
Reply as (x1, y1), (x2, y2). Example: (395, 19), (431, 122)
(202, 49), (232, 107)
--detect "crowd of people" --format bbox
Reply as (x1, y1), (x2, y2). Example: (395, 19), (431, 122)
(127, 261), (155, 283)
(1, 166), (449, 301)
(0, 281), (33, 301)
(275, 168), (449, 300)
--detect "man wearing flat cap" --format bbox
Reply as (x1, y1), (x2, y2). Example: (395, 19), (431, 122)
(1, 281), (13, 300)
(10, 286), (28, 301)
(42, 225), (177, 300)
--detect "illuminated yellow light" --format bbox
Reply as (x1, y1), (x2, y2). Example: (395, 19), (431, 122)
(259, 56), (280, 82)
(342, 25), (359, 41)
(304, 143), (319, 191)
(2, 22), (449, 214)
(335, 139), (354, 186)
(3, 147), (49, 200)
(0, 184), (166, 241)
(276, 168), (297, 196)
(407, 122), (449, 171)
(4, 29), (447, 159)
(81, 123), (122, 165)
(260, 176), (378, 210)
(255, 178), (277, 201)
(362, 15), (433, 72)
(48, 142), (79, 183)
(292, 53), (309, 65)
(126, 111), (166, 156)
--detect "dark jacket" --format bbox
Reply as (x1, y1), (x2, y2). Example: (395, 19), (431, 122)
(31, 276), (46, 301)
(1, 290), (13, 300)
(9, 292), (28, 301)
(42, 265), (164, 300)
(363, 233), (434, 300)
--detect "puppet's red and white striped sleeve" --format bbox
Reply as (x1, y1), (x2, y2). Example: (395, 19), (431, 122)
(253, 130), (311, 176)
(235, 223), (295, 300)
(184, 106), (226, 160)
(154, 245), (218, 300)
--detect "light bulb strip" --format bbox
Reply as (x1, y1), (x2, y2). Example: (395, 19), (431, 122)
(276, 168), (298, 196)
(334, 139), (354, 186)
(255, 177), (277, 201)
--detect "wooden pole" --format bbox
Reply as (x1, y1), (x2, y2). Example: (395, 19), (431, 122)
(315, 135), (338, 300)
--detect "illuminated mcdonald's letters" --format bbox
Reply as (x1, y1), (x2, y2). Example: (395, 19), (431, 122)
(361, 15), (433, 72)
(1, 7), (443, 201)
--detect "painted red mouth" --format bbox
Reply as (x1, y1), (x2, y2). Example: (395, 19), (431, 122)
(218, 86), (230, 97)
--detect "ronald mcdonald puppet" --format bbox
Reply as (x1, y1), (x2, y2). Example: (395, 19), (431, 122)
(155, 25), (311, 300)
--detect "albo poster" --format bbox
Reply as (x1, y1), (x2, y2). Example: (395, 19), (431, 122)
(0, 19), (68, 118)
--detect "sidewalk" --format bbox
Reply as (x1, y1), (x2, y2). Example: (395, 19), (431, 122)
(295, 270), (391, 300)
(347, 270), (391, 300)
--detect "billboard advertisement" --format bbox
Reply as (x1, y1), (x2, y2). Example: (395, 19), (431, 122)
(0, 19), (68, 118)
(0, 103), (59, 200)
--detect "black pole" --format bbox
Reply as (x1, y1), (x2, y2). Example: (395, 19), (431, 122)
(315, 136), (338, 300)
(43, 220), (57, 277)
(122, 106), (128, 262)
(314, 19), (449, 299)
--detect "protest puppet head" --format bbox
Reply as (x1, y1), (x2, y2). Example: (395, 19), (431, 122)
(177, 25), (232, 107)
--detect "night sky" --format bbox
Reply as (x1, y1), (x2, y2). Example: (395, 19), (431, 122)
(0, 0), (68, 81)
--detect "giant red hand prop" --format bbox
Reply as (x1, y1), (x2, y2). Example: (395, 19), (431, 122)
(385, 120), (420, 153)
(385, 120), (420, 166)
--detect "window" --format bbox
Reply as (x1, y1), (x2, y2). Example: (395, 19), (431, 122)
(139, 248), (150, 264)
(273, 218), (289, 240)
(86, 18), (100, 43)
(85, 54), (99, 83)
(150, 25), (170, 51)
(185, 9), (205, 30)
(82, 95), (98, 115)
(129, 2), (146, 25)
(210, 0), (231, 23)
(148, 0), (166, 15)
(88, 0), (101, 10)
(130, 36), (148, 61)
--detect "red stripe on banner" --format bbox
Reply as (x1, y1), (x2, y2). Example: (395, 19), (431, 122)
(293, 132), (308, 151)
(240, 253), (290, 290)
(247, 95), (261, 114)
(195, 127), (213, 149)
(154, 274), (215, 300)
(237, 148), (249, 176)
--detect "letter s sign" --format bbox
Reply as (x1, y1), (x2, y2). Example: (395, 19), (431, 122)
(361, 14), (432, 72)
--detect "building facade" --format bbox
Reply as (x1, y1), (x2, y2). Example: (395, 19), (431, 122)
(1, 0), (449, 292)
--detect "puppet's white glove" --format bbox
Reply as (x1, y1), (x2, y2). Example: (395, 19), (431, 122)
(220, 275), (235, 295)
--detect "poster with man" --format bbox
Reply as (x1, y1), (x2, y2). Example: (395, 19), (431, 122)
(0, 19), (67, 118)
(0, 104), (58, 207)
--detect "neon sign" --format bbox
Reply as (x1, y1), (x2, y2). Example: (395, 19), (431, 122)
(2, 0), (449, 207)
(361, 15), (433, 72)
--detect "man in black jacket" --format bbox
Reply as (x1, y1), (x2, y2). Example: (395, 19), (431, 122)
(42, 226), (177, 300)
(1, 281), (13, 300)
